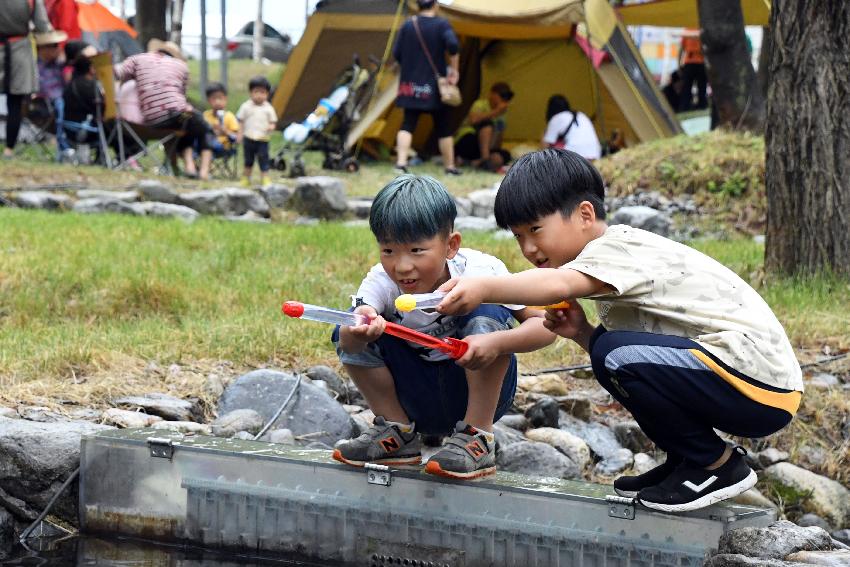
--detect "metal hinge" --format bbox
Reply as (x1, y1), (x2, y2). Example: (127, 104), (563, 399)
(365, 463), (392, 487)
(147, 437), (175, 460)
(606, 494), (636, 520)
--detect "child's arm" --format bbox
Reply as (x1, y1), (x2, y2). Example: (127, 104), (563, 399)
(337, 304), (386, 354)
(455, 308), (555, 370)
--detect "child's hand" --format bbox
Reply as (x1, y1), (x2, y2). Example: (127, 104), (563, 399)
(236, 133), (243, 144)
(543, 301), (594, 346)
(454, 334), (500, 370)
(436, 277), (486, 315)
(344, 305), (385, 343)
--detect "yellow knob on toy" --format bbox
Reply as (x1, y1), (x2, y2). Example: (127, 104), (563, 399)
(395, 294), (417, 312)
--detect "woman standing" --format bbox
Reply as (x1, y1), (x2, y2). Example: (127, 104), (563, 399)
(392, 0), (461, 175)
(0, 0), (53, 158)
(542, 94), (602, 160)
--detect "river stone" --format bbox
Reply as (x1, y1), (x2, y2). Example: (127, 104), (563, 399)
(559, 414), (624, 460)
(268, 428), (295, 445)
(609, 205), (672, 236)
(346, 198), (372, 219)
(101, 408), (163, 428)
(705, 555), (799, 567)
(594, 448), (634, 476)
(212, 409), (264, 437)
(556, 394), (593, 421)
(305, 365), (347, 400)
(136, 179), (180, 204)
(493, 423), (525, 450)
(764, 463), (850, 528)
(454, 216), (498, 232)
(798, 513), (833, 531)
(632, 452), (658, 475)
(0, 484), (38, 521)
(150, 421), (212, 435)
(755, 448), (790, 468)
(454, 196), (472, 217)
(76, 189), (139, 202)
(0, 417), (112, 523)
(496, 414), (528, 431)
(287, 176), (348, 219)
(112, 393), (200, 422)
(217, 369), (353, 446)
(785, 550), (850, 566)
(73, 197), (145, 215)
(260, 183), (293, 208)
(496, 441), (581, 479)
(518, 373), (569, 396)
(0, 408), (17, 419)
(12, 191), (72, 210)
(224, 211), (271, 223)
(18, 406), (63, 422)
(179, 188), (270, 217)
(0, 508), (13, 560)
(467, 188), (497, 218)
(733, 487), (777, 510)
(525, 397), (560, 428)
(613, 420), (654, 453)
(135, 201), (200, 223)
(524, 427), (590, 469)
(718, 520), (834, 559)
(833, 530), (850, 546)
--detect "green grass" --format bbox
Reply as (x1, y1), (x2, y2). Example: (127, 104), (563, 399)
(1, 208), (847, 409)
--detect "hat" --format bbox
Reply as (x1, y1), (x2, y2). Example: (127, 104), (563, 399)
(147, 38), (185, 61)
(34, 29), (68, 46)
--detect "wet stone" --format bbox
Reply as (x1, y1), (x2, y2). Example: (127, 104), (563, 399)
(525, 397), (560, 428)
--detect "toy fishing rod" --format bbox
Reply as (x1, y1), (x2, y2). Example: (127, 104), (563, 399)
(394, 292), (570, 313)
(282, 301), (469, 359)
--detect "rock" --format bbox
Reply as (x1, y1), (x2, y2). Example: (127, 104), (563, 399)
(0, 508), (13, 560)
(797, 445), (828, 469)
(217, 369), (353, 447)
(524, 427), (590, 469)
(454, 216), (497, 231)
(632, 452), (658, 475)
(232, 431), (255, 441)
(705, 554), (797, 567)
(0, 485), (38, 521)
(287, 176), (348, 219)
(350, 412), (374, 437)
(346, 198), (372, 219)
(764, 463), (850, 528)
(305, 365), (347, 400)
(555, 395), (593, 421)
(18, 406), (63, 422)
(179, 188), (270, 217)
(559, 414), (624, 460)
(609, 205), (672, 237)
(76, 189), (139, 202)
(496, 441), (581, 479)
(467, 188), (497, 218)
(493, 423), (524, 450)
(808, 373), (840, 390)
(342, 404), (364, 414)
(524, 397), (560, 428)
(454, 197), (472, 217)
(798, 514), (833, 532)
(204, 374), (225, 399)
(260, 184), (293, 208)
(718, 520), (834, 559)
(833, 530), (850, 546)
(136, 179), (180, 204)
(101, 408), (163, 428)
(269, 428), (295, 445)
(224, 211), (271, 223)
(73, 197), (144, 215)
(785, 550), (850, 566)
(12, 191), (72, 210)
(150, 421), (212, 435)
(305, 441), (333, 451)
(67, 408), (101, 421)
(594, 448), (634, 476)
(0, 408), (17, 419)
(518, 373), (569, 396)
(613, 420), (654, 453)
(211, 409), (265, 437)
(496, 414), (528, 431)
(733, 487), (777, 510)
(113, 393), (200, 422)
(135, 201), (200, 223)
(754, 448), (790, 468)
(294, 216), (319, 226)
(0, 417), (112, 523)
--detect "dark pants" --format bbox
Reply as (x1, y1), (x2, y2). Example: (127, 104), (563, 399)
(400, 106), (453, 138)
(151, 110), (214, 152)
(589, 327), (794, 467)
(455, 131), (511, 166)
(679, 63), (708, 111)
(243, 137), (269, 171)
(4, 93), (23, 149)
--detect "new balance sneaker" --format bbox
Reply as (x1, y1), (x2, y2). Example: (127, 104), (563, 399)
(637, 446), (757, 513)
(613, 454), (683, 497)
(393, 164), (409, 175)
(332, 416), (422, 467)
(424, 421), (496, 480)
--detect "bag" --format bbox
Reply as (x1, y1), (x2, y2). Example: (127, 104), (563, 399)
(550, 112), (578, 150)
(412, 17), (462, 107)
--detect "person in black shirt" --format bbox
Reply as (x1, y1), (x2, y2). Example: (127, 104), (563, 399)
(62, 55), (100, 146)
(392, 0), (461, 175)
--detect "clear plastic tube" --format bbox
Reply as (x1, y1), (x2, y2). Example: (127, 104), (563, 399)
(282, 302), (369, 326)
(395, 292), (444, 312)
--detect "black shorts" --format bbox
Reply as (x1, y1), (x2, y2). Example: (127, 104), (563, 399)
(243, 138), (270, 171)
(400, 107), (453, 139)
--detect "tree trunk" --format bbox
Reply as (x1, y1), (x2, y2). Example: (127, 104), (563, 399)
(253, 0), (264, 62)
(170, 0), (184, 46)
(765, 0), (850, 276)
(136, 0), (168, 49)
(697, 0), (765, 131)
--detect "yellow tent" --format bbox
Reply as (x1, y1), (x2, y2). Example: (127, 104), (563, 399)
(272, 0), (682, 157)
(617, 0), (770, 28)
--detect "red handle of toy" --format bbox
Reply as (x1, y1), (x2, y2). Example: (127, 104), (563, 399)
(384, 321), (469, 360)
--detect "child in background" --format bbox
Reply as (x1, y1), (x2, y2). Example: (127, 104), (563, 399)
(236, 76), (278, 188)
(332, 175), (554, 480)
(203, 82), (239, 155)
(436, 149), (803, 511)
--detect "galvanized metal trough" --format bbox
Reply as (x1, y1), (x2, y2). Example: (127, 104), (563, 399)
(79, 429), (775, 567)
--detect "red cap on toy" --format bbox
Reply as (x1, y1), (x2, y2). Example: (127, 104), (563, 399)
(282, 301), (304, 318)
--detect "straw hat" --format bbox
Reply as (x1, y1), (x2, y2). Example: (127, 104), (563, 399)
(34, 29), (68, 46)
(147, 38), (185, 61)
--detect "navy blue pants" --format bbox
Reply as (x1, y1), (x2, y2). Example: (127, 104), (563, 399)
(589, 327), (795, 467)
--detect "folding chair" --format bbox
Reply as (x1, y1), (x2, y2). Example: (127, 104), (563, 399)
(208, 142), (239, 179)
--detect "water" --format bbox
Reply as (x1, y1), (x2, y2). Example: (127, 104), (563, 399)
(2, 535), (332, 566)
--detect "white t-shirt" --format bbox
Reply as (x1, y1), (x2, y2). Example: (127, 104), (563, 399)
(355, 248), (523, 361)
(236, 100), (277, 141)
(543, 111), (602, 160)
(563, 225), (802, 392)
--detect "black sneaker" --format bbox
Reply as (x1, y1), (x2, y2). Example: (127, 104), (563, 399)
(444, 167), (462, 176)
(393, 164), (409, 174)
(637, 446), (757, 513)
(613, 454), (683, 497)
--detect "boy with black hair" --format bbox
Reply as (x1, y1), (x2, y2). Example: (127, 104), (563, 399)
(237, 75), (277, 188)
(332, 174), (555, 479)
(436, 149), (803, 512)
(455, 81), (515, 172)
(203, 82), (239, 154)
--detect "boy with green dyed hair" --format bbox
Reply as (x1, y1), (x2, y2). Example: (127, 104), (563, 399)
(332, 174), (554, 479)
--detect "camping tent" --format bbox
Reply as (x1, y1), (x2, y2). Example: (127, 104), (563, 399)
(272, 0), (682, 157)
(617, 0), (769, 28)
(77, 0), (141, 60)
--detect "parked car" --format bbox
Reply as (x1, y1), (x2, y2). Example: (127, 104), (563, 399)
(227, 22), (293, 62)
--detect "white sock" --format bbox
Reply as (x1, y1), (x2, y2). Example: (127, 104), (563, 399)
(388, 420), (414, 434)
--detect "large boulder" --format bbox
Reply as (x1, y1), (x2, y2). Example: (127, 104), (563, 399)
(179, 188), (270, 217)
(287, 176), (348, 219)
(717, 520), (834, 559)
(136, 179), (180, 204)
(609, 205), (672, 236)
(0, 417), (112, 523)
(73, 198), (144, 216)
(260, 184), (293, 208)
(76, 189), (139, 202)
(467, 188), (497, 218)
(135, 201), (200, 223)
(211, 409), (264, 438)
(0, 508), (13, 560)
(12, 191), (72, 210)
(559, 414), (624, 460)
(496, 441), (581, 479)
(217, 369), (353, 446)
(764, 463), (850, 528)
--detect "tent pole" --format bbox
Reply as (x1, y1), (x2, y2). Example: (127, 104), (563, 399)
(220, 0), (228, 89)
(200, 0), (208, 98)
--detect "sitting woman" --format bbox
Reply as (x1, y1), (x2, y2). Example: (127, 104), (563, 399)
(542, 94), (602, 160)
(62, 55), (101, 145)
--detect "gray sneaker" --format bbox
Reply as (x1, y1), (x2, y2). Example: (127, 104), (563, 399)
(425, 421), (496, 480)
(332, 416), (422, 467)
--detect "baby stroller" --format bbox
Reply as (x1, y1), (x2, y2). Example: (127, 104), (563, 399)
(272, 54), (379, 177)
